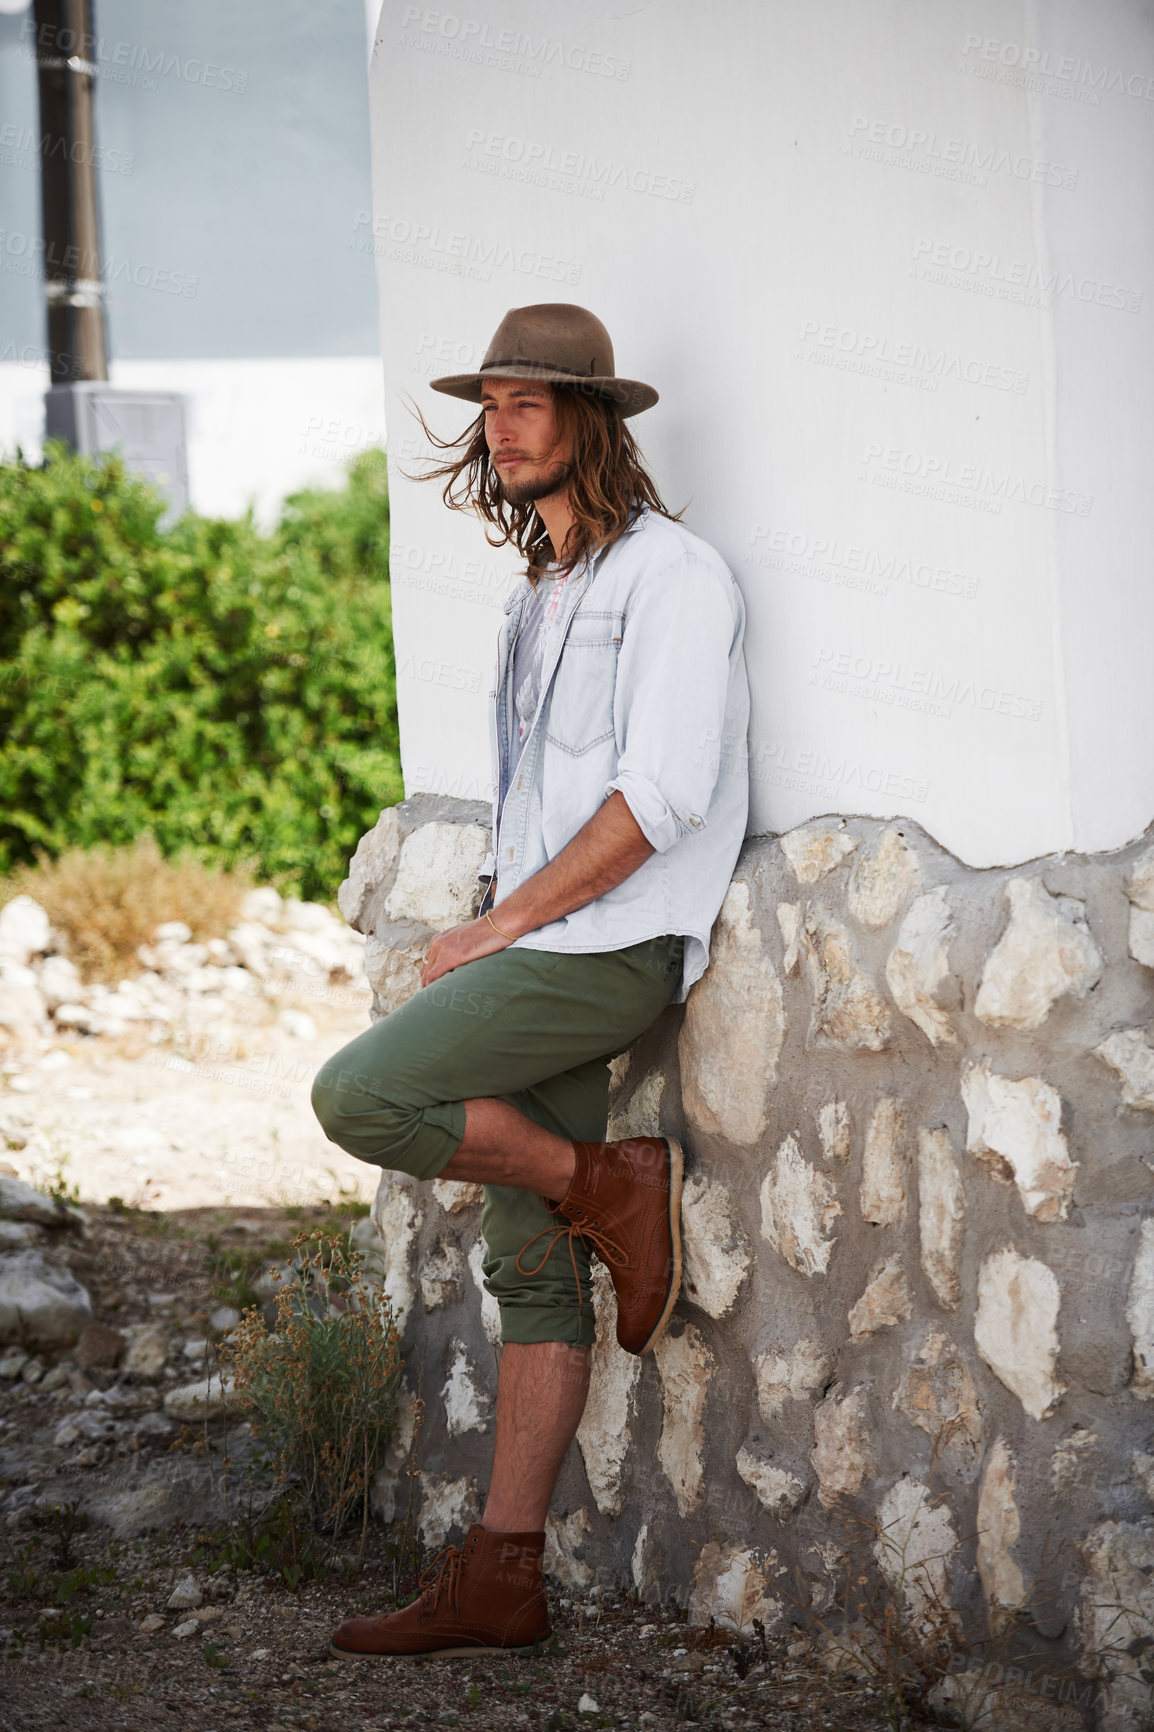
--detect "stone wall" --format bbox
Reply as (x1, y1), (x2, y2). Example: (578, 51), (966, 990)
(338, 793), (1154, 1730)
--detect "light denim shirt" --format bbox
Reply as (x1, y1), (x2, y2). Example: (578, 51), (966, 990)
(480, 504), (750, 1004)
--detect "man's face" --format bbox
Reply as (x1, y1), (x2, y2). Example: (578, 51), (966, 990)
(481, 379), (573, 506)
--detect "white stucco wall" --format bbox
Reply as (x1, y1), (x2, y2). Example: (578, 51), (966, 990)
(368, 0), (1154, 867)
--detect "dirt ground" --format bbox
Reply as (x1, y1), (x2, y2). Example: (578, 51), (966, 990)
(0, 995), (917, 1731)
(0, 982), (380, 1214)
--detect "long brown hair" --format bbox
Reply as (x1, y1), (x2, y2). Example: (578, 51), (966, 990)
(406, 383), (681, 578)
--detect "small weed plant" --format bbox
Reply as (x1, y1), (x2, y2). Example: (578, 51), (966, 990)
(223, 1227), (403, 1566)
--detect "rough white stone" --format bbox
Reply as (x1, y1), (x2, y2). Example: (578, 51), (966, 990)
(654, 1324), (713, 1518)
(338, 807), (401, 932)
(1125, 1218), (1154, 1398)
(962, 1064), (1077, 1222)
(166, 1572), (203, 1611)
(0, 895), (51, 964)
(544, 1508), (594, 1590)
(848, 1257), (913, 1340)
(681, 1174), (751, 1319)
(678, 880), (784, 1146)
(776, 901), (802, 975)
(606, 1067), (664, 1140)
(0, 982), (48, 1036)
(974, 1248), (1063, 1421)
(917, 1129), (966, 1311)
(847, 826), (921, 928)
(760, 1136), (842, 1277)
(1125, 846), (1154, 964)
(442, 1345), (490, 1436)
(0, 1221), (42, 1250)
(811, 1385), (874, 1508)
(801, 910), (892, 1050)
(893, 1332), (982, 1466)
(884, 887), (958, 1047)
(1130, 907), (1154, 969)
(384, 822), (489, 931)
(122, 1326), (169, 1379)
(688, 1542), (782, 1633)
(356, 935), (421, 1011)
(1132, 1448), (1154, 1503)
(349, 1215), (389, 1286)
(369, 1389), (417, 1524)
(754, 1338), (835, 1422)
(577, 1266), (641, 1516)
(735, 1447), (807, 1515)
(976, 1437), (1025, 1624)
(1052, 1428), (1099, 1497)
(1095, 1026), (1154, 1113)
(0, 1248), (93, 1347)
(875, 1478), (958, 1631)
(780, 824), (859, 883)
(371, 1179), (422, 1327)
(1078, 1522), (1154, 1732)
(974, 876), (1103, 1030)
(0, 1172), (81, 1228)
(432, 1179), (483, 1214)
(419, 1241), (465, 1311)
(1126, 844), (1154, 912)
(859, 1097), (907, 1226)
(418, 1474), (481, 1549)
(816, 1099), (851, 1164)
(163, 1373), (248, 1421)
(36, 955), (83, 1013)
(467, 1235), (502, 1346)
(631, 1521), (656, 1601)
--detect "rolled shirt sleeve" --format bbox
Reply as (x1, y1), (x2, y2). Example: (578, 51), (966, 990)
(604, 553), (739, 855)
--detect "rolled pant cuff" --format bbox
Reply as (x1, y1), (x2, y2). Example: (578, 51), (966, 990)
(498, 1312), (597, 1349)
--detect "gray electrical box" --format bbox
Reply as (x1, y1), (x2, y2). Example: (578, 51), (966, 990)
(45, 384), (190, 524)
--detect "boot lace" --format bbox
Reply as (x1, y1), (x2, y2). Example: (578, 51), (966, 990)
(514, 1207), (629, 1314)
(418, 1542), (466, 1619)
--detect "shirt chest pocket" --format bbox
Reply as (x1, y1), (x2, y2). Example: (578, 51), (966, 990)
(543, 609), (624, 758)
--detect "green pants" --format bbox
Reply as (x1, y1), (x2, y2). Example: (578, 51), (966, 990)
(310, 934), (683, 1347)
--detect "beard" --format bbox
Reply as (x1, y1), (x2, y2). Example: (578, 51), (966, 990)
(495, 457), (574, 507)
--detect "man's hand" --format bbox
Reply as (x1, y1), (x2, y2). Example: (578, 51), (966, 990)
(420, 915), (509, 989)
(418, 792), (655, 988)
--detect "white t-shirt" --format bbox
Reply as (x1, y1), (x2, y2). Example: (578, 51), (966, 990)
(510, 562), (572, 771)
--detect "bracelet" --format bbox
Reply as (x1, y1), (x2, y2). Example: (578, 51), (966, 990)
(485, 909), (515, 942)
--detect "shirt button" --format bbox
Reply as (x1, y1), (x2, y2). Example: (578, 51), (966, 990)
(508, 847), (514, 859)
(516, 776), (523, 789)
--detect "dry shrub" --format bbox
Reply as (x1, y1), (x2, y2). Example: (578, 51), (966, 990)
(226, 1229), (403, 1563)
(1, 835), (255, 982)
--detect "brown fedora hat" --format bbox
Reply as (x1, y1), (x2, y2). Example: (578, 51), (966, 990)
(429, 303), (658, 418)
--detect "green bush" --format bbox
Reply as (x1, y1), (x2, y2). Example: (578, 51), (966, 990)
(0, 442), (402, 901)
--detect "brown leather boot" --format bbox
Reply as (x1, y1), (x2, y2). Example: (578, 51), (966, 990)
(518, 1137), (683, 1356)
(329, 1525), (549, 1660)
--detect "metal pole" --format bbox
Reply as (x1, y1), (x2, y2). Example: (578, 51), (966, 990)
(33, 0), (107, 383)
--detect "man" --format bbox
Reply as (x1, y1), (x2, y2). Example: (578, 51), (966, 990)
(311, 304), (750, 1660)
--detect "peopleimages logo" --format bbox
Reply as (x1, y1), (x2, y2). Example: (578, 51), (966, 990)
(911, 238), (1142, 313)
(861, 442), (1093, 517)
(847, 115), (1079, 190)
(961, 32), (1154, 101)
(350, 210), (582, 286)
(398, 8), (632, 80)
(20, 17), (248, 92)
(0, 121), (133, 175)
(463, 130), (695, 203)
